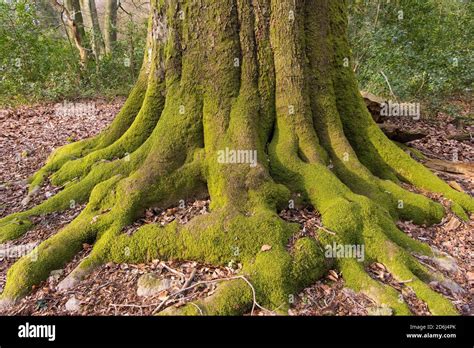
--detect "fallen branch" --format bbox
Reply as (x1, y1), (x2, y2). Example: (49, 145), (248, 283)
(379, 124), (427, 143)
(423, 159), (474, 178)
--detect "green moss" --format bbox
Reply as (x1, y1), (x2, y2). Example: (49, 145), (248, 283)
(291, 237), (327, 288)
(0, 216), (33, 243)
(339, 259), (410, 315)
(0, 176), (123, 300)
(394, 142), (427, 160)
(328, 0), (474, 216)
(28, 71), (148, 190)
(1, 0), (463, 317)
(0, 210), (101, 300)
(160, 278), (252, 316)
(50, 42), (167, 187)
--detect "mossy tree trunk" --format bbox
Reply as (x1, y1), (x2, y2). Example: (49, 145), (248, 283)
(1, 0), (472, 315)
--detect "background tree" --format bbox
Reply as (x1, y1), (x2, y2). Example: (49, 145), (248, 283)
(0, 0), (472, 315)
(103, 0), (118, 55)
(53, 0), (89, 66)
(0, 0), (148, 104)
(80, 0), (105, 62)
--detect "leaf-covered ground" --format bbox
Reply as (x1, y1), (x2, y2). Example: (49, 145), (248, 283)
(0, 99), (472, 316)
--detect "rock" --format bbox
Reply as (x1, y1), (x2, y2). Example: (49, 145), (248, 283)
(65, 297), (81, 312)
(20, 195), (30, 207)
(439, 279), (465, 295)
(137, 273), (178, 297)
(432, 255), (459, 273)
(49, 269), (64, 282)
(444, 216), (462, 231)
(57, 274), (82, 291)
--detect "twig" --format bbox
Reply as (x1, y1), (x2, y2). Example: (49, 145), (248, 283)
(189, 302), (204, 315)
(314, 223), (336, 236)
(380, 70), (396, 99)
(373, 0), (381, 29)
(118, 2), (132, 17)
(160, 262), (186, 280)
(181, 269), (196, 290)
(398, 279), (413, 284)
(95, 281), (113, 291)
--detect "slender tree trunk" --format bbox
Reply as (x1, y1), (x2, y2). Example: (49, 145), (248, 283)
(80, 0), (105, 61)
(103, 0), (118, 55)
(54, 0), (89, 66)
(1, 0), (472, 316)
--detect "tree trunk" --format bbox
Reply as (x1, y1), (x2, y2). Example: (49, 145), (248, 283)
(103, 0), (118, 55)
(1, 0), (472, 315)
(80, 0), (105, 61)
(55, 0), (89, 66)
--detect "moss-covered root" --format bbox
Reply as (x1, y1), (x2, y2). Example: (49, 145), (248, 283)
(303, 0), (444, 226)
(0, 159), (126, 244)
(327, 0), (474, 217)
(339, 259), (410, 315)
(57, 223), (124, 290)
(321, 195), (457, 315)
(107, 206), (328, 315)
(380, 246), (457, 315)
(159, 278), (253, 316)
(56, 159), (207, 290)
(28, 72), (148, 191)
(0, 215), (34, 243)
(160, 242), (328, 316)
(0, 176), (122, 304)
(49, 62), (166, 186)
(270, 159), (457, 315)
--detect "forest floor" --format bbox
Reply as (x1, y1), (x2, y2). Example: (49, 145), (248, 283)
(0, 97), (472, 316)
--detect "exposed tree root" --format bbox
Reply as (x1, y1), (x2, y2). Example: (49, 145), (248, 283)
(1, 0), (472, 315)
(27, 70), (149, 191)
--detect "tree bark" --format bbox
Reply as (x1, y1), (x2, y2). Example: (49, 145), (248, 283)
(80, 0), (105, 61)
(103, 0), (118, 55)
(1, 0), (472, 316)
(53, 0), (89, 66)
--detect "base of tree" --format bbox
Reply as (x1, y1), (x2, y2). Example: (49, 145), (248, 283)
(0, 0), (472, 315)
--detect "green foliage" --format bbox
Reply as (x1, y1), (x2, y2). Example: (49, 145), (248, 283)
(0, 0), (146, 106)
(349, 0), (473, 100)
(1, 0), (471, 106)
